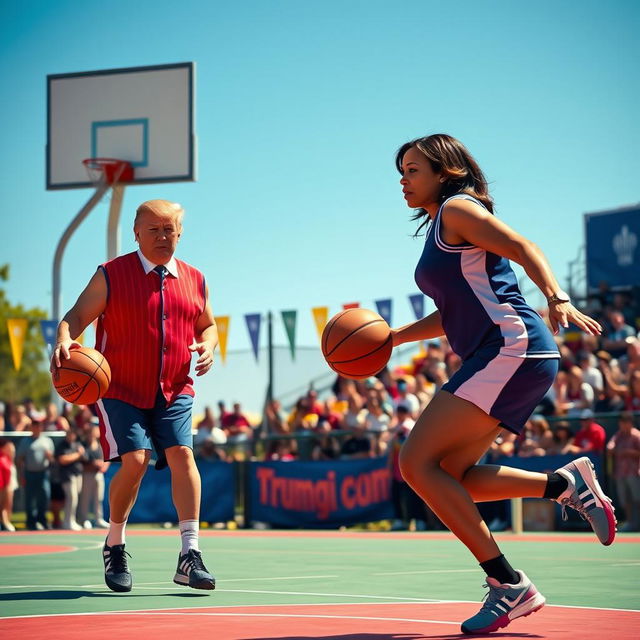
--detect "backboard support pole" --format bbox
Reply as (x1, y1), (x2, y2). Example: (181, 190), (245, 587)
(52, 182), (110, 322)
(107, 184), (126, 259)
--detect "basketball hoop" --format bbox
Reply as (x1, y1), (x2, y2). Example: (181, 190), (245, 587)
(82, 158), (134, 185)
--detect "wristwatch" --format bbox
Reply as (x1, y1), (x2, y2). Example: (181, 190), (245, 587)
(547, 290), (570, 305)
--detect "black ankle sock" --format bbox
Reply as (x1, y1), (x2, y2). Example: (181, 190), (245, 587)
(480, 554), (519, 585)
(543, 472), (569, 500)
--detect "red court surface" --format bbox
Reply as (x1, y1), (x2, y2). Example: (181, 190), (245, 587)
(0, 544), (75, 557)
(3, 602), (639, 639)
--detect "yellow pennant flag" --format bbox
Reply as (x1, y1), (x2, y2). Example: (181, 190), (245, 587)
(311, 306), (329, 342)
(215, 316), (230, 364)
(76, 332), (84, 346)
(7, 318), (28, 371)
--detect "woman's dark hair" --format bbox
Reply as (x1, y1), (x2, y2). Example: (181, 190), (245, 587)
(396, 133), (493, 235)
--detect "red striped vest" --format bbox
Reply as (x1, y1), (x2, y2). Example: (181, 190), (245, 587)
(95, 252), (206, 408)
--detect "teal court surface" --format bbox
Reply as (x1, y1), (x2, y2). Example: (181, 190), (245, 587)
(1, 529), (639, 639)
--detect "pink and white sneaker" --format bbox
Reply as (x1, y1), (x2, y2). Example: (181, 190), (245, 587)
(461, 570), (545, 634)
(556, 456), (617, 545)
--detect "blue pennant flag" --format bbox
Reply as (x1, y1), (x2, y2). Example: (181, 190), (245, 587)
(244, 313), (262, 361)
(40, 319), (58, 352)
(408, 293), (424, 320)
(374, 298), (393, 326)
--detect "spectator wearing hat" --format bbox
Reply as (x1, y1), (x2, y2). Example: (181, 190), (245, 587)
(15, 414), (55, 530)
(606, 412), (640, 531)
(77, 421), (109, 529)
(573, 409), (606, 454)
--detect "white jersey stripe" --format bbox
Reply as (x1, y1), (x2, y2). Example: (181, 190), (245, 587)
(455, 353), (524, 415)
(460, 250), (529, 357)
(96, 399), (119, 460)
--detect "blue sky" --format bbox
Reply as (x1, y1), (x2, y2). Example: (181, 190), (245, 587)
(1, 0), (638, 411)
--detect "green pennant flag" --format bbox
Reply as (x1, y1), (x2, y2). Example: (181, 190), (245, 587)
(281, 310), (297, 360)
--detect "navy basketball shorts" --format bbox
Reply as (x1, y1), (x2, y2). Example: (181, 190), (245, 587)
(95, 390), (194, 462)
(442, 354), (559, 435)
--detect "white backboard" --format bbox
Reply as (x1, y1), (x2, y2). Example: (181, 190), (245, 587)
(47, 62), (195, 189)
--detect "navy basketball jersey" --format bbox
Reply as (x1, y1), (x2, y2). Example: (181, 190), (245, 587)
(414, 194), (560, 361)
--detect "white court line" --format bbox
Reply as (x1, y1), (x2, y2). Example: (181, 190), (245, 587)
(221, 575), (340, 582)
(2, 599), (640, 621)
(611, 562), (640, 566)
(373, 569), (478, 576)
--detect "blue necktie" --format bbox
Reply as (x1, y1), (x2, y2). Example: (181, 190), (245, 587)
(153, 265), (167, 280)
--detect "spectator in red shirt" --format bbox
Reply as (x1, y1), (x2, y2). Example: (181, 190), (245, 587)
(0, 437), (16, 531)
(572, 409), (606, 453)
(222, 403), (253, 445)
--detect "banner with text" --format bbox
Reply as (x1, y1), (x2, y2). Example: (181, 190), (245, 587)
(248, 456), (394, 527)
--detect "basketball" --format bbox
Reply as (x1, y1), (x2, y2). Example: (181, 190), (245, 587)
(321, 308), (393, 379)
(52, 346), (111, 405)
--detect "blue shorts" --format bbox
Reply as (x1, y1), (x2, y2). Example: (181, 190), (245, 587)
(95, 390), (194, 463)
(442, 355), (559, 435)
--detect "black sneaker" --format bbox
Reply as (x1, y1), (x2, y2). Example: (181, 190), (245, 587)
(173, 549), (215, 590)
(103, 541), (132, 592)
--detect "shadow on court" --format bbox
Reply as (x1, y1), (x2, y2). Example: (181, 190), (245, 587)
(0, 590), (210, 601)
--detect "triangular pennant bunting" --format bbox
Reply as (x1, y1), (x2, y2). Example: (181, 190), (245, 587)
(40, 319), (58, 353)
(244, 313), (261, 361)
(311, 307), (328, 342)
(342, 302), (360, 309)
(214, 316), (230, 364)
(408, 293), (424, 320)
(375, 299), (393, 325)
(7, 318), (28, 372)
(281, 310), (297, 360)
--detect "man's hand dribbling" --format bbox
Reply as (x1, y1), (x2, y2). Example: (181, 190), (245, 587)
(50, 339), (83, 372)
(189, 341), (215, 376)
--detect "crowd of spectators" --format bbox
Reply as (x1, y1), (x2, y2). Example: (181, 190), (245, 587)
(1, 285), (638, 532)
(0, 402), (109, 531)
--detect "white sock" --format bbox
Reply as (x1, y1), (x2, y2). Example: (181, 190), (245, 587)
(179, 519), (199, 555)
(106, 519), (127, 547)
